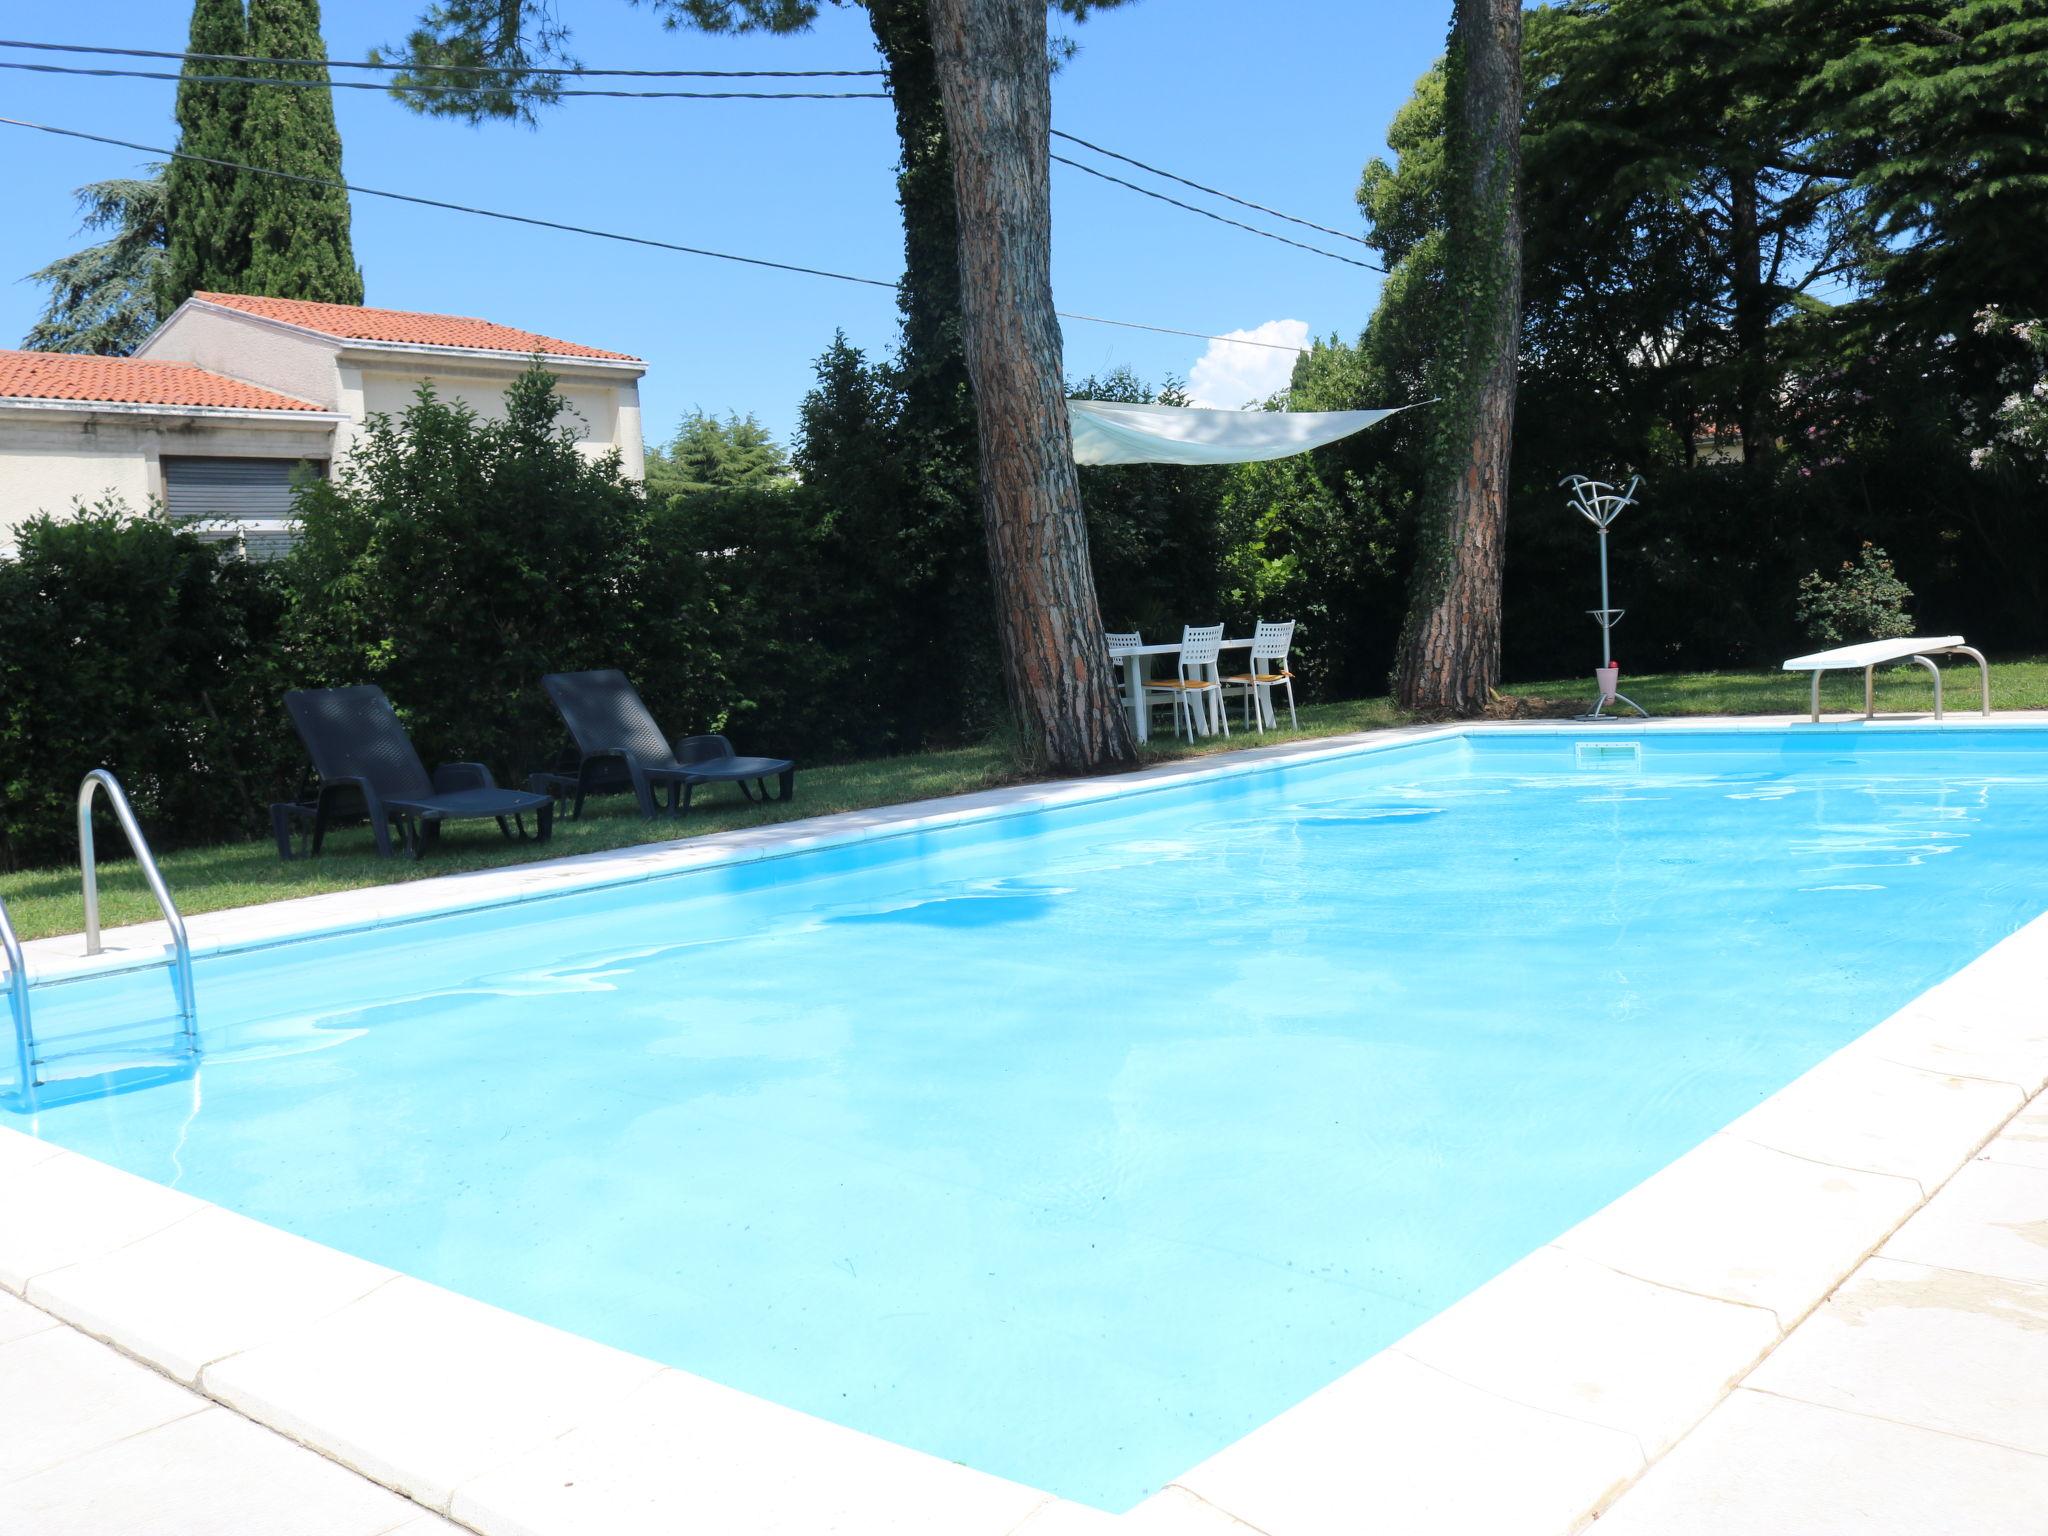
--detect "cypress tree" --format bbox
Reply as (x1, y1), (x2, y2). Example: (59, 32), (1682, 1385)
(158, 0), (252, 313)
(240, 0), (364, 302)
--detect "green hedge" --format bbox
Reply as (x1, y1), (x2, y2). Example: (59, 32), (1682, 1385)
(0, 370), (977, 872)
(0, 502), (296, 870)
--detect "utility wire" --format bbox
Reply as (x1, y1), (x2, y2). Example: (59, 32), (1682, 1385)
(6, 38), (1373, 262)
(1053, 129), (1374, 248)
(0, 114), (1312, 354)
(1, 68), (1370, 259)
(0, 37), (885, 78)
(6, 38), (1375, 253)
(1051, 153), (1381, 272)
(0, 58), (887, 99)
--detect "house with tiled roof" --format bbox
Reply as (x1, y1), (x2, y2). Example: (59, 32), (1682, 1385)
(2, 294), (646, 551)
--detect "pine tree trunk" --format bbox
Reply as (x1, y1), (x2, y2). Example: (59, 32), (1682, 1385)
(926, 0), (1135, 771)
(865, 0), (999, 743)
(1393, 0), (1523, 717)
(1729, 169), (1770, 471)
(868, 1), (967, 403)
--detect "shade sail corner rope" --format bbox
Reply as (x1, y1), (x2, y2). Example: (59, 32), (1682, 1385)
(1068, 398), (1430, 467)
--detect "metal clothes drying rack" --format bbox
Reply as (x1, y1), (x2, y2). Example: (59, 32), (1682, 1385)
(1562, 473), (1649, 721)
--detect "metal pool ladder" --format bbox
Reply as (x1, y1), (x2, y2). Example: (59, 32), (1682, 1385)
(20, 770), (202, 1103)
(1, 893), (30, 1111)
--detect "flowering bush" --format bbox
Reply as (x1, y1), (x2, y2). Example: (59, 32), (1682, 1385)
(1795, 542), (1916, 647)
(1968, 308), (2048, 472)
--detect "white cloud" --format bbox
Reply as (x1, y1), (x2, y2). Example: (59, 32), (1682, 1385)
(1186, 319), (1311, 409)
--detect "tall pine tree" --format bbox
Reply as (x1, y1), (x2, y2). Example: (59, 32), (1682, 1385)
(241, 0), (363, 302)
(1393, 0), (1523, 715)
(378, 1), (1131, 751)
(158, 0), (363, 312)
(158, 0), (251, 311)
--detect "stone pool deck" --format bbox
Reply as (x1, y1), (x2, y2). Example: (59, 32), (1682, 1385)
(5, 715), (2048, 1532)
(0, 1288), (459, 1535)
(1598, 1085), (2048, 1536)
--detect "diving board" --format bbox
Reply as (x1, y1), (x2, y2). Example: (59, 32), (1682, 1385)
(1782, 636), (1990, 722)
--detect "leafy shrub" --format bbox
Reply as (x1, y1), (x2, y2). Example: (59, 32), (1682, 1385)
(654, 484), (893, 762)
(1795, 542), (1916, 647)
(1497, 443), (2034, 679)
(283, 368), (723, 782)
(1969, 308), (2048, 474)
(794, 333), (998, 749)
(0, 501), (293, 870)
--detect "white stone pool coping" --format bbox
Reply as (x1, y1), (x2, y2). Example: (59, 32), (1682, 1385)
(3, 712), (2046, 1534)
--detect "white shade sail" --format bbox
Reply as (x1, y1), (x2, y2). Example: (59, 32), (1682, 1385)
(1068, 399), (1419, 467)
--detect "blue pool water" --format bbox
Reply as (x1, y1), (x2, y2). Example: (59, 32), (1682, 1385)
(9, 728), (2048, 1508)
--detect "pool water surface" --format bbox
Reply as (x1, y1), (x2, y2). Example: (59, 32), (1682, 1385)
(10, 728), (2047, 1509)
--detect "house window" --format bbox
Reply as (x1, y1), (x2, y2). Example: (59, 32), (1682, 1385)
(162, 455), (325, 559)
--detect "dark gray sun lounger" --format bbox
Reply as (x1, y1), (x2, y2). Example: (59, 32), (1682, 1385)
(278, 685), (554, 859)
(539, 669), (796, 819)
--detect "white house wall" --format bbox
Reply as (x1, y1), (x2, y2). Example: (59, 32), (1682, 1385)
(0, 412), (337, 546)
(346, 363), (643, 477)
(9, 308), (648, 537)
(614, 378), (645, 481)
(137, 306), (342, 409)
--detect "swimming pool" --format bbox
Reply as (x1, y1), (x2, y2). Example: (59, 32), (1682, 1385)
(8, 726), (2047, 1510)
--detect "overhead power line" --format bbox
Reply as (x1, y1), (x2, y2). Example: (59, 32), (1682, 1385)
(1051, 153), (1380, 272)
(0, 114), (1312, 354)
(0, 58), (887, 99)
(0, 37), (886, 78)
(4, 37), (1374, 267)
(1052, 130), (1374, 249)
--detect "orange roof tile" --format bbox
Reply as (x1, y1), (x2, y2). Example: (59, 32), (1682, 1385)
(191, 292), (641, 362)
(0, 350), (327, 413)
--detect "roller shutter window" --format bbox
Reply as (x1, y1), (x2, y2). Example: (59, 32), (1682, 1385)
(161, 456), (324, 523)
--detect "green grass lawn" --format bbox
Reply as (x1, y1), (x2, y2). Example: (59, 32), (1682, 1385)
(0, 695), (1404, 942)
(5, 659), (2036, 943)
(1507, 652), (2047, 716)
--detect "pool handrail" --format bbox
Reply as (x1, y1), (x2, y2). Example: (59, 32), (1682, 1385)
(78, 769), (197, 1048)
(0, 894), (30, 1112)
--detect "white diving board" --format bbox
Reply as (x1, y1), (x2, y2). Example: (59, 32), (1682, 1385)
(1781, 636), (1990, 722)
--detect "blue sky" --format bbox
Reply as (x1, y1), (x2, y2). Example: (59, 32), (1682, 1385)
(1, 2), (1453, 448)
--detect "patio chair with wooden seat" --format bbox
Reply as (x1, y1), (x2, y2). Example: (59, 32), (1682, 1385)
(1222, 619), (1299, 732)
(1143, 624), (1228, 742)
(1107, 631), (1175, 733)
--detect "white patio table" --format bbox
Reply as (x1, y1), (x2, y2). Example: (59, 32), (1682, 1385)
(1109, 638), (1270, 742)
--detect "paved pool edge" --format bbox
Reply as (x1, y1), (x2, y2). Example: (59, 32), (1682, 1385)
(4, 713), (2046, 1534)
(16, 719), (1468, 985)
(28, 710), (2041, 984)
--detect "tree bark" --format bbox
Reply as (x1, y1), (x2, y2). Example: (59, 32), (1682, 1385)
(926, 0), (1135, 770)
(864, 0), (1000, 742)
(1729, 168), (1771, 471)
(1393, 0), (1523, 717)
